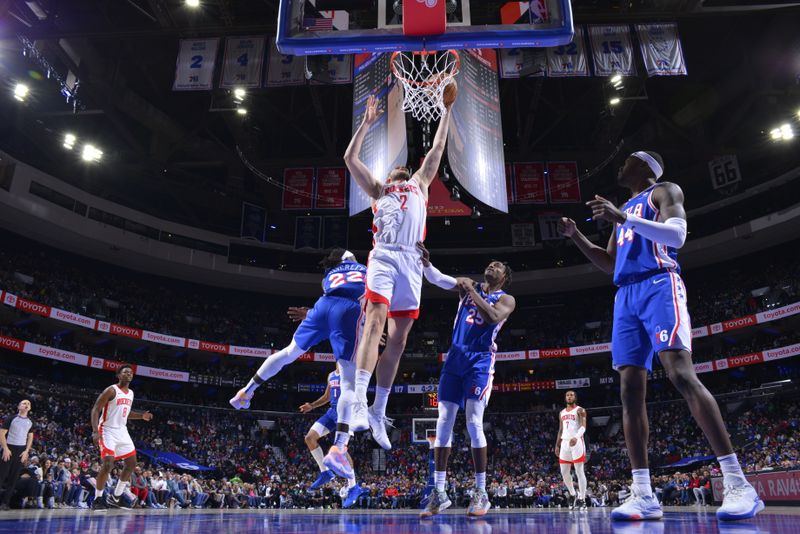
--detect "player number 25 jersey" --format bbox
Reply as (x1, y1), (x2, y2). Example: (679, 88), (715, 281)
(322, 261), (367, 301)
(451, 286), (507, 352)
(100, 385), (134, 429)
(371, 177), (427, 248)
(559, 406), (582, 440)
(614, 183), (681, 286)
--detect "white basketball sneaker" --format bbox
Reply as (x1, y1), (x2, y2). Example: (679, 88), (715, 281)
(610, 488), (663, 521)
(716, 482), (764, 521)
(368, 406), (393, 450)
(229, 388), (253, 410)
(350, 399), (369, 432)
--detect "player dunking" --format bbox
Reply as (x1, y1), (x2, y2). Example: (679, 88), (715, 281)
(556, 390), (588, 510)
(90, 364), (153, 511)
(416, 242), (515, 518)
(559, 151), (762, 521)
(300, 362), (367, 508)
(336, 89), (456, 453)
(230, 249), (366, 496)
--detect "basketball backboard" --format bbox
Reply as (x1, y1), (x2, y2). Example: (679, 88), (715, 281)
(277, 0), (574, 55)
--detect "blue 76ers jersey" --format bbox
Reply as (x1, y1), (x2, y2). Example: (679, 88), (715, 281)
(451, 286), (507, 351)
(328, 371), (341, 408)
(613, 183), (681, 286)
(322, 261), (367, 301)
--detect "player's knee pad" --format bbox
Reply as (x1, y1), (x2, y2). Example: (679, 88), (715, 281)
(465, 400), (487, 449)
(434, 400), (458, 448)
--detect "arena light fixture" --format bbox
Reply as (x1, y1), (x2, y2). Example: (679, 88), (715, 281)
(81, 144), (103, 162)
(236, 107), (247, 115)
(13, 83), (29, 101)
(770, 128), (783, 140)
(185, 0), (200, 7)
(233, 87), (246, 100)
(609, 97), (621, 106)
(781, 123), (794, 140)
(610, 74), (622, 84)
(63, 133), (76, 150)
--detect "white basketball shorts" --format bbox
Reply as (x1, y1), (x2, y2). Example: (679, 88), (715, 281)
(365, 245), (423, 319)
(99, 425), (136, 460)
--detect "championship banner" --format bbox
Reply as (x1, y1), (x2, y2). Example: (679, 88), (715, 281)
(547, 161), (581, 203)
(309, 54), (353, 85)
(173, 38), (220, 91)
(588, 25), (636, 77)
(240, 202), (267, 242)
(447, 49), (508, 214)
(219, 36), (266, 88)
(499, 48), (547, 78)
(322, 216), (349, 249)
(314, 167), (347, 209)
(294, 216), (322, 250)
(281, 168), (314, 210)
(350, 53), (408, 215)
(546, 26), (590, 77)
(265, 40), (305, 87)
(513, 163), (547, 204)
(634, 23), (688, 77)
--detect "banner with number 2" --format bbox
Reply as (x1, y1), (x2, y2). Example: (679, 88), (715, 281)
(173, 38), (220, 91)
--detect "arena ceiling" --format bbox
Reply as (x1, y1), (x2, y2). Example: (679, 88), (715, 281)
(0, 0), (799, 250)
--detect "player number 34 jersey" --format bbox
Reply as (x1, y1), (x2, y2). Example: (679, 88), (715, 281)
(100, 385), (134, 429)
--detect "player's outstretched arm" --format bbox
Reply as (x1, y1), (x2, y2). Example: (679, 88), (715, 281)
(345, 95), (383, 199)
(417, 241), (458, 291)
(558, 217), (616, 275)
(300, 383), (331, 413)
(415, 111), (452, 188)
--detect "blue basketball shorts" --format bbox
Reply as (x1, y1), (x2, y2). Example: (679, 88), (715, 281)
(438, 345), (495, 409)
(611, 271), (692, 371)
(312, 407), (339, 436)
(292, 296), (364, 361)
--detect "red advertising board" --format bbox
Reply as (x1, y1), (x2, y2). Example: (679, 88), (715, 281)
(314, 167), (347, 209)
(282, 168), (314, 210)
(513, 162), (547, 204)
(426, 170), (471, 217)
(547, 161), (581, 203)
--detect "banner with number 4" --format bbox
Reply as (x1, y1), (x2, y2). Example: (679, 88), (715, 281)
(173, 38), (220, 91)
(220, 36), (266, 88)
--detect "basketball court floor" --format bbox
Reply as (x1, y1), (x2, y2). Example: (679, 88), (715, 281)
(0, 507), (795, 534)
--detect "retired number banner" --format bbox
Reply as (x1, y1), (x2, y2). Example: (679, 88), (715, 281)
(173, 38), (220, 91)
(546, 26), (590, 77)
(635, 23), (688, 77)
(266, 40), (305, 87)
(314, 167), (347, 209)
(547, 162), (581, 203)
(588, 25), (636, 77)
(282, 168), (314, 210)
(220, 36), (266, 88)
(499, 48), (547, 78)
(513, 162), (547, 204)
(310, 55), (353, 85)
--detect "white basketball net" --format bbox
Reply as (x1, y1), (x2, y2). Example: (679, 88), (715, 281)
(391, 50), (459, 123)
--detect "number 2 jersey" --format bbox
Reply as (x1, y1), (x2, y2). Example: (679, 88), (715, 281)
(613, 183), (681, 286)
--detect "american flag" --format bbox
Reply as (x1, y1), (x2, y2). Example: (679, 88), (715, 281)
(303, 17), (333, 32)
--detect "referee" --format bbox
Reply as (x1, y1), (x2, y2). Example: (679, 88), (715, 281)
(0, 400), (34, 510)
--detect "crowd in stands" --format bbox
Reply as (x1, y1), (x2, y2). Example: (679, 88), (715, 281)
(0, 372), (798, 511)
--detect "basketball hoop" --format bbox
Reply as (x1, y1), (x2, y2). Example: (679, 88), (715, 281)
(391, 50), (460, 123)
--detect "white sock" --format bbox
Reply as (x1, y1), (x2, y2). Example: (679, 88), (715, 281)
(434, 471), (447, 493)
(373, 386), (391, 415)
(114, 480), (127, 497)
(347, 477), (356, 489)
(475, 472), (486, 492)
(334, 431), (349, 449)
(95, 488), (103, 498)
(631, 468), (653, 497)
(310, 446), (327, 472)
(354, 369), (372, 401)
(718, 453), (747, 485)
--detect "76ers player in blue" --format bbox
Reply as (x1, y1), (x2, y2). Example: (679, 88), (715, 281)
(230, 248), (368, 505)
(416, 242), (515, 518)
(559, 151), (762, 522)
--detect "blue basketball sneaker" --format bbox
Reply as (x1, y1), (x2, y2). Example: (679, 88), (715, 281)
(310, 470), (335, 490)
(343, 485), (368, 509)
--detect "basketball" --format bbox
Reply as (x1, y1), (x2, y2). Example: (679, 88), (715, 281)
(443, 79), (458, 107)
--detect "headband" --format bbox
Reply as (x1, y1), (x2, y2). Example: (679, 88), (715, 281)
(342, 250), (356, 261)
(632, 151), (663, 179)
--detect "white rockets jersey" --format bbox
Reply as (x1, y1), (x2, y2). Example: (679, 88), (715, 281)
(559, 406), (582, 440)
(99, 385), (134, 429)
(371, 177), (427, 248)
